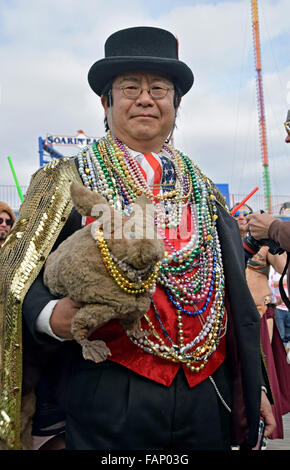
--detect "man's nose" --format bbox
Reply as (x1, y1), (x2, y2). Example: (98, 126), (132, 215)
(136, 88), (154, 103)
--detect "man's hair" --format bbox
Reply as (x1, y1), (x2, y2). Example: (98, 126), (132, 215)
(102, 80), (113, 132)
(102, 80), (182, 132)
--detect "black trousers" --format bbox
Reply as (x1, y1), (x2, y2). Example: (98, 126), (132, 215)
(65, 358), (232, 450)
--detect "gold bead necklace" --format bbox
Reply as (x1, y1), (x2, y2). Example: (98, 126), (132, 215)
(96, 227), (160, 294)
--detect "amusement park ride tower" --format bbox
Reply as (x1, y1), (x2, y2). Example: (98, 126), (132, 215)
(251, 0), (272, 214)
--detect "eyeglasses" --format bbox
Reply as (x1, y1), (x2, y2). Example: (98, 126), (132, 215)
(112, 85), (174, 100)
(284, 121), (290, 135)
(233, 210), (252, 217)
(0, 217), (13, 226)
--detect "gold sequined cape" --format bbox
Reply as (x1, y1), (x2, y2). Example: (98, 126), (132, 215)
(0, 157), (81, 449)
(0, 152), (227, 449)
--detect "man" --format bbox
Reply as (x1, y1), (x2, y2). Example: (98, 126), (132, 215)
(0, 26), (275, 451)
(0, 201), (15, 247)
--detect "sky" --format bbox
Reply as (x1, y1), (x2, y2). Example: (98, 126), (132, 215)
(1, 0), (290, 211)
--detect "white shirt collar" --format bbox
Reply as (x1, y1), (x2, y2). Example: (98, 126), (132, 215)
(126, 145), (172, 161)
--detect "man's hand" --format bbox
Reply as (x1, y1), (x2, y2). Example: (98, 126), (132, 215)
(246, 213), (276, 240)
(260, 390), (276, 438)
(50, 297), (84, 339)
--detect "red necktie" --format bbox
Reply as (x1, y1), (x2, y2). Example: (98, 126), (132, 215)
(142, 153), (162, 195)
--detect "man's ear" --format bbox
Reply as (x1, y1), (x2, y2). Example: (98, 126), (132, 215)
(101, 95), (108, 113)
(175, 96), (181, 110)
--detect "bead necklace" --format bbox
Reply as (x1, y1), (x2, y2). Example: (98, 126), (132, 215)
(130, 301), (226, 372)
(104, 132), (193, 202)
(111, 252), (153, 281)
(159, 228), (216, 305)
(95, 227), (160, 295)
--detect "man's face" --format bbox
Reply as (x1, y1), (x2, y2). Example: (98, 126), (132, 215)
(232, 205), (252, 236)
(101, 71), (176, 152)
(0, 211), (13, 244)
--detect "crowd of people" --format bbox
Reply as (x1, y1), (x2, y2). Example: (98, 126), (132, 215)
(0, 26), (289, 452)
(230, 202), (290, 446)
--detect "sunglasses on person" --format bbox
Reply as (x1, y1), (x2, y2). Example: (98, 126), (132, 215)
(0, 217), (13, 226)
(233, 210), (252, 217)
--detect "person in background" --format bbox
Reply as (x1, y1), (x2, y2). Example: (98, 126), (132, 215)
(0, 201), (15, 247)
(232, 199), (290, 442)
(247, 246), (290, 442)
(285, 110), (290, 144)
(231, 203), (252, 237)
(269, 266), (290, 354)
(247, 109), (290, 299)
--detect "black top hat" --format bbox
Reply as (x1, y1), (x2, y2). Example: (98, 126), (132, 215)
(88, 26), (194, 97)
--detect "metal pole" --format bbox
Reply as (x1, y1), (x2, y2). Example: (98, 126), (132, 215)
(251, 0), (272, 213)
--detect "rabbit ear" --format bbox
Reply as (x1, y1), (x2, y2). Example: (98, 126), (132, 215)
(70, 183), (107, 216)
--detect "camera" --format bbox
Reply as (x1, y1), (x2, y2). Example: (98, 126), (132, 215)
(243, 233), (284, 256)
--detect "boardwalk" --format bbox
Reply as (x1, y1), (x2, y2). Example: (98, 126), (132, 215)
(266, 413), (290, 450)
